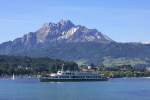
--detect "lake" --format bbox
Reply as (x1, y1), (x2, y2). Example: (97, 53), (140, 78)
(0, 78), (150, 100)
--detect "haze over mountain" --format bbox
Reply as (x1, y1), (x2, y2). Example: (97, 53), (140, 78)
(0, 20), (150, 66)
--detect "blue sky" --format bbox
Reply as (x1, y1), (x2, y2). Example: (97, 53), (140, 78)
(0, 0), (150, 43)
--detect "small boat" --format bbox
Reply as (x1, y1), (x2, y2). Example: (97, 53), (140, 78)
(11, 74), (15, 80)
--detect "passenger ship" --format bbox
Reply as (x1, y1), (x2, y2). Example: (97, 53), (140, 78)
(40, 67), (108, 82)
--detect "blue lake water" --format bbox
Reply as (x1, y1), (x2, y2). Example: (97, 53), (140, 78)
(0, 78), (150, 100)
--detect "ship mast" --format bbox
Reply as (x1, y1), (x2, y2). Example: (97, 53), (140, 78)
(61, 64), (64, 72)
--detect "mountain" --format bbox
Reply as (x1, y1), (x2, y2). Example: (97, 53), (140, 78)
(35, 20), (113, 43)
(0, 20), (150, 66)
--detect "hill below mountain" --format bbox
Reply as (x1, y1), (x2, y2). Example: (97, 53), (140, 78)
(0, 20), (150, 66)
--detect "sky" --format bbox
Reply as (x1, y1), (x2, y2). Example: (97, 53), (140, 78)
(0, 0), (150, 43)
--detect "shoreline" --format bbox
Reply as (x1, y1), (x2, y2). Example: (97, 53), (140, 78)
(0, 76), (150, 80)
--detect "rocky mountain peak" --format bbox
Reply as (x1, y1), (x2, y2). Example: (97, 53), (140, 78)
(58, 19), (74, 27)
(41, 20), (74, 31)
(34, 20), (113, 43)
(1, 20), (113, 46)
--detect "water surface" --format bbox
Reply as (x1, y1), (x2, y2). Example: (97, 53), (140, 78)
(0, 78), (150, 100)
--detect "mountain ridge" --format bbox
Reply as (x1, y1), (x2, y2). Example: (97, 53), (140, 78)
(3, 20), (112, 46)
(0, 20), (150, 66)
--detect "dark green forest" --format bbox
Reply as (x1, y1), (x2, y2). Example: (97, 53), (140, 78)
(0, 55), (78, 76)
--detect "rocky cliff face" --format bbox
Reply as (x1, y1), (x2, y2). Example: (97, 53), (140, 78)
(36, 20), (112, 43)
(2, 20), (112, 46)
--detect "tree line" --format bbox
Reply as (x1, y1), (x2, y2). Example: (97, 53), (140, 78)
(0, 55), (78, 76)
